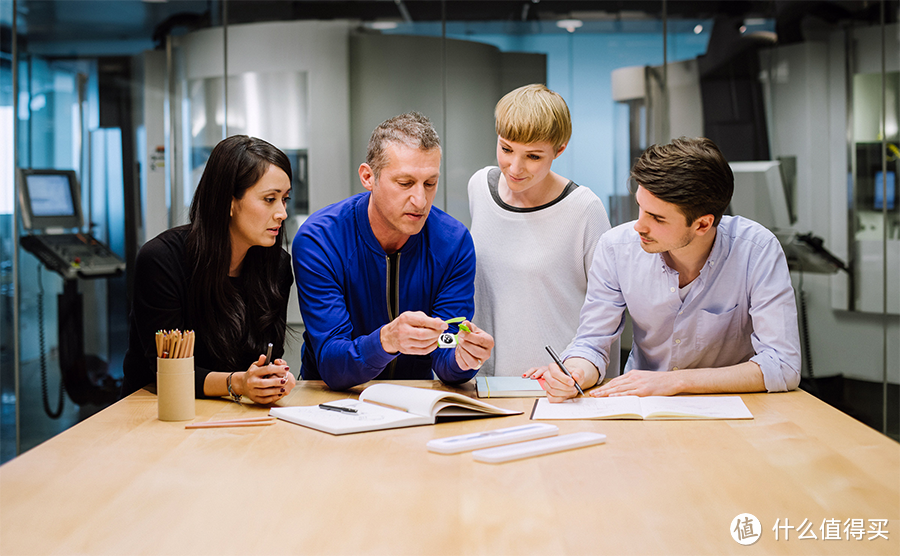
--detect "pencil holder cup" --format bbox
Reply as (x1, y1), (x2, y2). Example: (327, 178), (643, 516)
(157, 357), (195, 421)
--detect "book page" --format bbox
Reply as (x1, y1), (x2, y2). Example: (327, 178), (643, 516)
(531, 396), (644, 420)
(639, 396), (753, 420)
(269, 398), (429, 434)
(359, 383), (449, 416)
(360, 383), (519, 417)
(432, 392), (520, 415)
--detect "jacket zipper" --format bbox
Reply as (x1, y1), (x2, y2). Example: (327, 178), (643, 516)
(384, 253), (400, 379)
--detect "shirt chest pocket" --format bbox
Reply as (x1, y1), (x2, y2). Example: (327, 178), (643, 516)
(695, 304), (744, 350)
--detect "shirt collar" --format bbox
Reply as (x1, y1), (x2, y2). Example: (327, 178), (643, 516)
(699, 224), (727, 278)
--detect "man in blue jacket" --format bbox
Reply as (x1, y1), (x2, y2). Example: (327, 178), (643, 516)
(292, 112), (495, 391)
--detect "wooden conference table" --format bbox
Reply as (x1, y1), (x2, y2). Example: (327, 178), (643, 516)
(0, 380), (897, 556)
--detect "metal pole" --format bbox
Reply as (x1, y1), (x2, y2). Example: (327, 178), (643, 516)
(440, 0), (447, 213)
(78, 73), (89, 234)
(11, 0), (21, 456)
(846, 30), (857, 312)
(568, 31), (574, 121)
(223, 0), (228, 139)
(661, 0), (669, 142)
(879, 0), (888, 436)
(165, 35), (176, 228)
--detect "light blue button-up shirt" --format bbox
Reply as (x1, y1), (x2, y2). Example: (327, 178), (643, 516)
(564, 215), (801, 392)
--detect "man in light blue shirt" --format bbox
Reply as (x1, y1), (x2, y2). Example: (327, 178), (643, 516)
(532, 137), (801, 400)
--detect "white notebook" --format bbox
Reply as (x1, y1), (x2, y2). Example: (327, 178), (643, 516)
(475, 376), (546, 398)
(271, 383), (521, 435)
(531, 395), (753, 421)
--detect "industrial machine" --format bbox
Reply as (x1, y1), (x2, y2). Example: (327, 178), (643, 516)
(17, 169), (124, 415)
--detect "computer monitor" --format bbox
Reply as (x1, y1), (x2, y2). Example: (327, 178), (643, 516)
(17, 169), (84, 230)
(728, 161), (792, 231)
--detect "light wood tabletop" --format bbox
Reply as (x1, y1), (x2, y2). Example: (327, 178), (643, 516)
(1, 380), (897, 555)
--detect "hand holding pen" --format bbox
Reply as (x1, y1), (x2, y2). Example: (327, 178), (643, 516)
(261, 343), (273, 368)
(545, 345), (584, 397)
(523, 347), (592, 403)
(238, 343), (295, 405)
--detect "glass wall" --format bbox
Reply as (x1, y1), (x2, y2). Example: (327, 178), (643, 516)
(1, 1), (897, 462)
(2, 0), (219, 459)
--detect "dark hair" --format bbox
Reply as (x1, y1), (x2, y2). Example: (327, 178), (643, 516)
(366, 112), (441, 181)
(630, 136), (734, 227)
(185, 135), (292, 370)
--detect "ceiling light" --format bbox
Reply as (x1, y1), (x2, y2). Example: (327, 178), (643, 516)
(693, 24), (703, 34)
(556, 19), (583, 33)
(369, 21), (399, 30)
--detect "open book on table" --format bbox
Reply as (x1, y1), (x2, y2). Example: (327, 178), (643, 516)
(270, 383), (521, 435)
(531, 395), (753, 421)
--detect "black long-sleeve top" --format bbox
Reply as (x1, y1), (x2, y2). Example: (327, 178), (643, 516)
(121, 225), (293, 398)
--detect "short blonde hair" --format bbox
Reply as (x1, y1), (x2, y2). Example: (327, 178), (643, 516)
(494, 84), (571, 151)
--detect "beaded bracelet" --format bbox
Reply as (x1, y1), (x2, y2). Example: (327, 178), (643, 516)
(226, 372), (242, 405)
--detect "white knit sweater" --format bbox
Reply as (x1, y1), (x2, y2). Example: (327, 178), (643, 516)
(468, 166), (611, 376)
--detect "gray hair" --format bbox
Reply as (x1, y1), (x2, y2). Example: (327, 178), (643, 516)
(366, 112), (441, 181)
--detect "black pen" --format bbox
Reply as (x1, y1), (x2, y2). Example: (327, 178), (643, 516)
(262, 342), (273, 366)
(319, 403), (358, 414)
(545, 345), (585, 397)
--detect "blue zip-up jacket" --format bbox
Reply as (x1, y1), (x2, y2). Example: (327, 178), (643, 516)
(292, 192), (478, 391)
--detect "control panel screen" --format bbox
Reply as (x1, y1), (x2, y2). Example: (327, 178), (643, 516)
(18, 169), (83, 230)
(26, 173), (77, 217)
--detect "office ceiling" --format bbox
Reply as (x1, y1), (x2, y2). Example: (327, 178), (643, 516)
(10, 0), (896, 46)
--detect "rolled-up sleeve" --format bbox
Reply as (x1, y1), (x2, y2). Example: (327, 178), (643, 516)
(747, 237), (802, 392)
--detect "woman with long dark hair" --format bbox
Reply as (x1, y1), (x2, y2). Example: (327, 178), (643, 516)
(122, 135), (296, 404)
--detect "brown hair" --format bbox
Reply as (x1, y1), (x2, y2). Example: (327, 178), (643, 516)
(630, 136), (734, 226)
